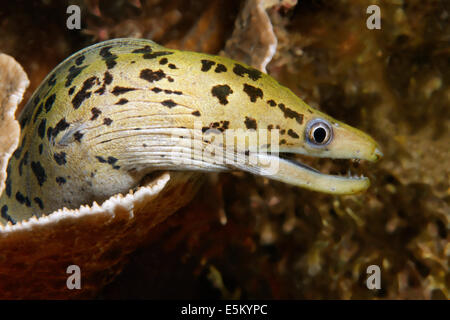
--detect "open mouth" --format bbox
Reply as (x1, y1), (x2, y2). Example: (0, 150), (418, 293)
(253, 152), (373, 195)
(280, 153), (367, 181)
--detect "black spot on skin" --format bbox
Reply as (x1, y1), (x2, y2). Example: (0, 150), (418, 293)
(74, 131), (84, 142)
(33, 103), (44, 123)
(243, 84), (263, 102)
(47, 127), (53, 141)
(18, 151), (29, 176)
(5, 171), (12, 197)
(90, 107), (102, 120)
(96, 156), (107, 163)
(68, 86), (75, 95)
(267, 99), (276, 107)
(23, 150), (30, 165)
(99, 46), (118, 69)
(34, 197), (44, 210)
(72, 76), (97, 109)
(65, 65), (87, 87)
(96, 156), (119, 169)
(173, 91), (182, 95)
(268, 124), (274, 130)
(203, 121), (229, 133)
(104, 71), (113, 85)
(233, 64), (262, 81)
(280, 129), (285, 135)
(107, 157), (118, 164)
(38, 119), (46, 139)
(244, 117), (257, 130)
(211, 84), (233, 105)
(56, 176), (66, 185)
(20, 115), (30, 129)
(192, 111), (201, 117)
(75, 55), (85, 66)
(140, 69), (166, 83)
(152, 87), (162, 93)
(132, 45), (152, 54)
(280, 139), (287, 145)
(168, 63), (177, 69)
(47, 74), (57, 87)
(115, 98), (128, 105)
(13, 137), (26, 159)
(95, 71), (113, 95)
(159, 57), (168, 65)
(307, 109), (313, 114)
(278, 103), (304, 125)
(19, 116), (29, 129)
(111, 86), (136, 96)
(51, 118), (70, 140)
(103, 118), (113, 125)
(1, 205), (15, 225)
(201, 60), (216, 72)
(54, 152), (67, 165)
(164, 89), (172, 94)
(44, 94), (56, 112)
(143, 51), (174, 60)
(161, 100), (177, 108)
(38, 143), (43, 154)
(287, 129), (300, 139)
(214, 64), (227, 73)
(16, 191), (31, 207)
(167, 76), (174, 82)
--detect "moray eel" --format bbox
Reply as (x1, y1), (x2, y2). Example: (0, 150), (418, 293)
(0, 38), (382, 225)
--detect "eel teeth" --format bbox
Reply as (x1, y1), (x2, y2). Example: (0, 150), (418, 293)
(343, 169), (365, 180)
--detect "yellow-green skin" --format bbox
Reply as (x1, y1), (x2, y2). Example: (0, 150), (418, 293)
(0, 38), (381, 225)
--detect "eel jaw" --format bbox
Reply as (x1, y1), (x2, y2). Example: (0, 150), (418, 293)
(252, 153), (374, 195)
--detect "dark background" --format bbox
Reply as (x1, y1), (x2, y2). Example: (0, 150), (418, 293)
(0, 0), (448, 299)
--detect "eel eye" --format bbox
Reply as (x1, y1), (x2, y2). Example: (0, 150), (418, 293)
(306, 119), (333, 146)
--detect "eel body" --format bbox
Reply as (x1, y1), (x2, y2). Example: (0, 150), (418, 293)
(0, 38), (382, 225)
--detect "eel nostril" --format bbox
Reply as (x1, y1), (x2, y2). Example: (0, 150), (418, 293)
(374, 148), (383, 160)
